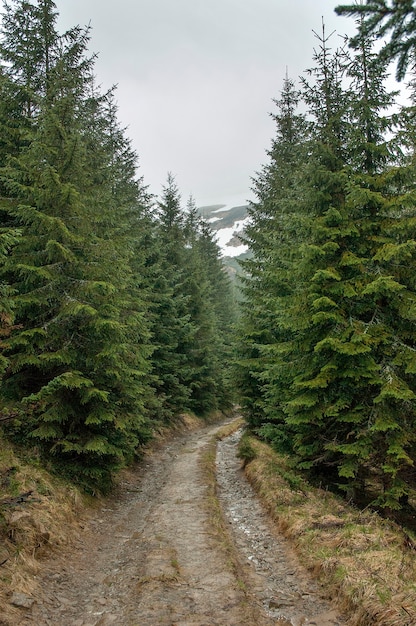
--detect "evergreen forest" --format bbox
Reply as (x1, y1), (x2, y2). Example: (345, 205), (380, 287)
(0, 0), (236, 492)
(237, 0), (416, 511)
(2, 0), (416, 515)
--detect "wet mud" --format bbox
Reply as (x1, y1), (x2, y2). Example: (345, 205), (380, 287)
(10, 420), (346, 625)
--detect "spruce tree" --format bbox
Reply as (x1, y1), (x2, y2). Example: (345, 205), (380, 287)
(0, 0), (59, 114)
(272, 22), (415, 508)
(150, 181), (237, 419)
(183, 197), (239, 414)
(149, 174), (193, 419)
(324, 11), (416, 508)
(236, 73), (309, 439)
(274, 28), (360, 473)
(0, 0), (153, 491)
(0, 229), (19, 377)
(233, 12), (416, 510)
(181, 198), (220, 414)
(197, 218), (237, 411)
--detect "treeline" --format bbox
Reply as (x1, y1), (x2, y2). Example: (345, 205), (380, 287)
(236, 4), (416, 510)
(0, 0), (236, 492)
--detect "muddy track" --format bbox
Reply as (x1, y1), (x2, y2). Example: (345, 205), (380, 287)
(216, 429), (345, 626)
(13, 420), (346, 626)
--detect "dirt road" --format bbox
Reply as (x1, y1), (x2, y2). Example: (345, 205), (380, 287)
(15, 420), (346, 626)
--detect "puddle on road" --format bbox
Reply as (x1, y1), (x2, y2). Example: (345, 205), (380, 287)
(216, 429), (346, 626)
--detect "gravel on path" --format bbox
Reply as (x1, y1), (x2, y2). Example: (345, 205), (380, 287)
(9, 420), (347, 626)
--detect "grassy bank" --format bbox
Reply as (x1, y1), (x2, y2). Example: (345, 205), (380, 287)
(0, 436), (87, 623)
(239, 432), (416, 626)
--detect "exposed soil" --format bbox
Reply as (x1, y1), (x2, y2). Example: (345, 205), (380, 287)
(217, 429), (346, 626)
(9, 420), (347, 626)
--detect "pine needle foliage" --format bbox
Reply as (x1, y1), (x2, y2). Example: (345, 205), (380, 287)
(237, 16), (416, 510)
(336, 0), (416, 81)
(0, 0), (154, 492)
(149, 176), (236, 420)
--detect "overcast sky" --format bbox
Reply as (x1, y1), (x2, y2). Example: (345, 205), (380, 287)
(56, 1), (356, 207)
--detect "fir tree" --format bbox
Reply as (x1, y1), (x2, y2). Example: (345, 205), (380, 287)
(233, 12), (416, 511)
(0, 0), (59, 115)
(0, 228), (20, 377)
(197, 218), (237, 411)
(183, 196), (238, 414)
(149, 174), (193, 419)
(0, 0), (153, 491)
(236, 73), (309, 440)
(269, 22), (416, 508)
(276, 27), (363, 472)
(181, 198), (220, 414)
(150, 181), (237, 419)
(326, 9), (416, 508)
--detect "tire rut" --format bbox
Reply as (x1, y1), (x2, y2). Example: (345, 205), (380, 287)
(11, 420), (347, 625)
(216, 429), (347, 626)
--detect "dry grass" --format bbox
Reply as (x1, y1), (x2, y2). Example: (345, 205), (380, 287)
(0, 437), (89, 624)
(243, 435), (416, 626)
(215, 415), (245, 440)
(138, 410), (231, 457)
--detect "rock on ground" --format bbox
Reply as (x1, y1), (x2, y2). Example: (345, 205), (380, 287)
(8, 421), (346, 626)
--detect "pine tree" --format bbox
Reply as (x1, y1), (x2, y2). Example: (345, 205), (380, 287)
(179, 198), (219, 414)
(149, 181), (237, 419)
(232, 12), (416, 510)
(0, 0), (59, 115)
(0, 1), (153, 491)
(272, 21), (416, 508)
(274, 27), (361, 473)
(0, 0), (59, 226)
(324, 10), (416, 508)
(235, 73), (309, 440)
(0, 229), (20, 377)
(183, 197), (239, 414)
(197, 218), (237, 411)
(148, 174), (193, 419)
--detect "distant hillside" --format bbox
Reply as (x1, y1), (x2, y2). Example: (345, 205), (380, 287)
(198, 204), (248, 230)
(197, 203), (249, 259)
(197, 202), (251, 288)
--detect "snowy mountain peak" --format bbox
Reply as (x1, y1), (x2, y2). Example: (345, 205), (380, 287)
(198, 203), (249, 258)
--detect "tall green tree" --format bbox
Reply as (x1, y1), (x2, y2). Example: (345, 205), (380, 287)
(236, 73), (309, 437)
(150, 180), (237, 419)
(183, 197), (237, 414)
(265, 29), (352, 468)
(197, 217), (237, 411)
(149, 174), (193, 419)
(0, 0), (153, 491)
(181, 198), (219, 414)
(239, 16), (416, 508)
(0, 228), (19, 377)
(0, 0), (59, 114)
(325, 7), (416, 508)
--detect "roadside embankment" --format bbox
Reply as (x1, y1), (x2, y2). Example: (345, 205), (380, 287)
(239, 432), (416, 626)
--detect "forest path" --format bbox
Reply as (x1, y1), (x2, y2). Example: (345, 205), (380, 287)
(17, 419), (346, 626)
